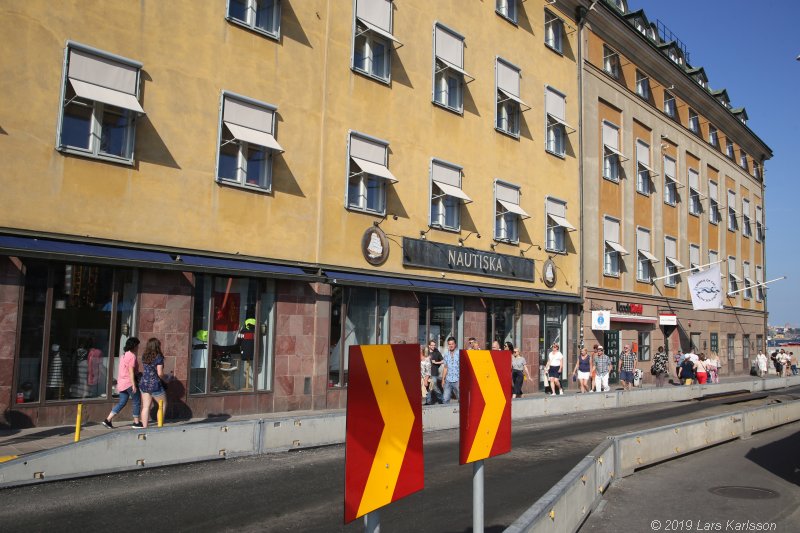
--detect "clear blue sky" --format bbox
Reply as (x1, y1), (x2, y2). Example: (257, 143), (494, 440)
(631, 0), (799, 327)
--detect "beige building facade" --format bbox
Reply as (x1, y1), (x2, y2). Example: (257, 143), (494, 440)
(0, 1), (583, 426)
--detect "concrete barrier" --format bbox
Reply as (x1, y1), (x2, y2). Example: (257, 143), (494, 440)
(506, 399), (800, 533)
(2, 375), (798, 489)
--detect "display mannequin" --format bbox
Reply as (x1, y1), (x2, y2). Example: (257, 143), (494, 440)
(237, 318), (256, 389)
(46, 344), (64, 400)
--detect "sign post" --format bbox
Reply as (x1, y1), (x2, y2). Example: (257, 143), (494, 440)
(460, 349), (512, 533)
(344, 344), (424, 526)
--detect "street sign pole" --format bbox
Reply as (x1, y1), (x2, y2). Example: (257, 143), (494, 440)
(473, 460), (484, 533)
(364, 510), (380, 533)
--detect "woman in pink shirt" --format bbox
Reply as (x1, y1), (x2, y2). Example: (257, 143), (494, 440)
(102, 337), (142, 429)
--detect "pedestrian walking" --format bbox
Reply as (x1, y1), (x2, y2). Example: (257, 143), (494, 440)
(756, 351), (768, 378)
(102, 337), (142, 429)
(618, 344), (637, 391)
(510, 344), (531, 398)
(440, 337), (460, 404)
(674, 349), (683, 379)
(571, 348), (592, 393)
(139, 338), (168, 428)
(695, 353), (709, 384)
(678, 354), (696, 385)
(790, 352), (798, 376)
(425, 340), (443, 405)
(544, 343), (565, 395)
(651, 346), (669, 388)
(420, 345), (431, 401)
(591, 346), (612, 392)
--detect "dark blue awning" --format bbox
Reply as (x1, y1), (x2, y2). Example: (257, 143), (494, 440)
(324, 270), (413, 287)
(0, 235), (308, 277)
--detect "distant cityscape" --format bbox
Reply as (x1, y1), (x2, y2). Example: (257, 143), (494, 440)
(768, 325), (800, 345)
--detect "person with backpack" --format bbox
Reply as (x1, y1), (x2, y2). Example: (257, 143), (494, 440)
(678, 355), (696, 386)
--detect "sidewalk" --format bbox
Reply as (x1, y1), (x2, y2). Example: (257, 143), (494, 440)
(0, 373), (778, 461)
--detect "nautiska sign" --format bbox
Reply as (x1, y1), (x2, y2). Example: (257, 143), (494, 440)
(402, 237), (534, 281)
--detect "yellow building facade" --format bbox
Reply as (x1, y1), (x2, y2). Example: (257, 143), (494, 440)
(0, 0), (583, 425)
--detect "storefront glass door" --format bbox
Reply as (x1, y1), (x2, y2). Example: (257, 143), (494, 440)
(604, 330), (620, 384)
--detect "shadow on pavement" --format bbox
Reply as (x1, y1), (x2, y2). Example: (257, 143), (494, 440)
(745, 429), (800, 487)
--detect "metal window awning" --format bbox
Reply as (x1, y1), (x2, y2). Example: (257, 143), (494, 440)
(606, 240), (630, 255)
(546, 113), (575, 133)
(603, 144), (629, 161)
(433, 180), (472, 203)
(639, 249), (660, 263)
(666, 256), (685, 269)
(689, 186), (707, 199)
(436, 58), (474, 82)
(350, 156), (398, 183)
(69, 78), (144, 114)
(498, 199), (531, 219)
(548, 213), (576, 231)
(638, 160), (658, 176)
(730, 273), (743, 283)
(224, 122), (284, 152)
(357, 18), (403, 46)
(498, 88), (530, 110)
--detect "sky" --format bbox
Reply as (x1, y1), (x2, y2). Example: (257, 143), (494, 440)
(629, 0), (800, 327)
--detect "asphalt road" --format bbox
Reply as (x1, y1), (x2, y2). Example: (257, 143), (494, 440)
(1, 388), (798, 533)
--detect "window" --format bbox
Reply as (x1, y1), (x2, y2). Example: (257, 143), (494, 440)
(753, 163), (761, 180)
(742, 198), (751, 238)
(726, 139), (735, 159)
(603, 46), (620, 78)
(663, 91), (676, 118)
(709, 250), (718, 271)
(635, 140), (654, 195)
(727, 334), (736, 361)
(602, 121), (625, 181)
(191, 275), (275, 394)
(545, 197), (575, 253)
(636, 227), (658, 283)
(728, 256), (740, 295)
(227, 0), (280, 39)
(58, 43), (144, 163)
(430, 159), (471, 231)
(217, 93), (283, 190)
(329, 286), (389, 388)
(755, 265), (764, 302)
(496, 0), (518, 23)
(688, 109), (700, 134)
(544, 9), (564, 53)
(743, 262), (752, 300)
(496, 58), (526, 137)
(419, 294), (463, 353)
(545, 86), (573, 157)
(485, 299), (520, 350)
(739, 150), (749, 171)
(347, 132), (398, 214)
(638, 331), (651, 361)
(689, 244), (701, 271)
(352, 0), (399, 83)
(743, 335), (750, 362)
(727, 189), (738, 231)
(756, 335), (763, 355)
(710, 332), (718, 355)
(433, 24), (470, 113)
(709, 180), (720, 224)
(755, 205), (764, 242)
(688, 168), (702, 215)
(15, 261), (138, 404)
(603, 216), (627, 276)
(664, 236), (682, 287)
(708, 124), (719, 147)
(495, 180), (529, 243)
(635, 70), (650, 100)
(663, 155), (678, 206)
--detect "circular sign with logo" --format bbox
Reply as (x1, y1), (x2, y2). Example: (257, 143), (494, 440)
(362, 225), (389, 266)
(543, 259), (557, 288)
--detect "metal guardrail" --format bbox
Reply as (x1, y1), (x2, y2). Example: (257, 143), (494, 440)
(505, 399), (800, 533)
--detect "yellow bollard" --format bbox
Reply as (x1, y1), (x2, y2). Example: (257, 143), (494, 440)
(74, 403), (83, 442)
(157, 399), (164, 428)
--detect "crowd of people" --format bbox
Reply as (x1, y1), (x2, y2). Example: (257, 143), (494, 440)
(419, 339), (798, 404)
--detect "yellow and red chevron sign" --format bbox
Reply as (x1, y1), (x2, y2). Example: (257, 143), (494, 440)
(344, 344), (423, 523)
(459, 349), (512, 464)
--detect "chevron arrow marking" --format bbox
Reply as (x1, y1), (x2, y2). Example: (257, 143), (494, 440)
(466, 350), (508, 463)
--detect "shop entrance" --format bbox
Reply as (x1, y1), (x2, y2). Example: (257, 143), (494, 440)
(539, 303), (567, 391)
(604, 330), (620, 384)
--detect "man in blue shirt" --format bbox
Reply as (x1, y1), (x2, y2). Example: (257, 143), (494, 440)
(440, 336), (460, 404)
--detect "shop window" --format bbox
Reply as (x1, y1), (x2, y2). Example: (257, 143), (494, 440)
(217, 92), (283, 191)
(418, 294), (459, 353)
(486, 299), (520, 350)
(638, 331), (651, 361)
(190, 275), (274, 394)
(352, 0), (399, 84)
(496, 58), (527, 137)
(433, 23), (471, 113)
(58, 43), (143, 163)
(227, 0), (281, 39)
(544, 9), (564, 53)
(430, 159), (471, 231)
(347, 132), (397, 215)
(541, 304), (567, 382)
(16, 261), (135, 404)
(329, 286), (389, 388)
